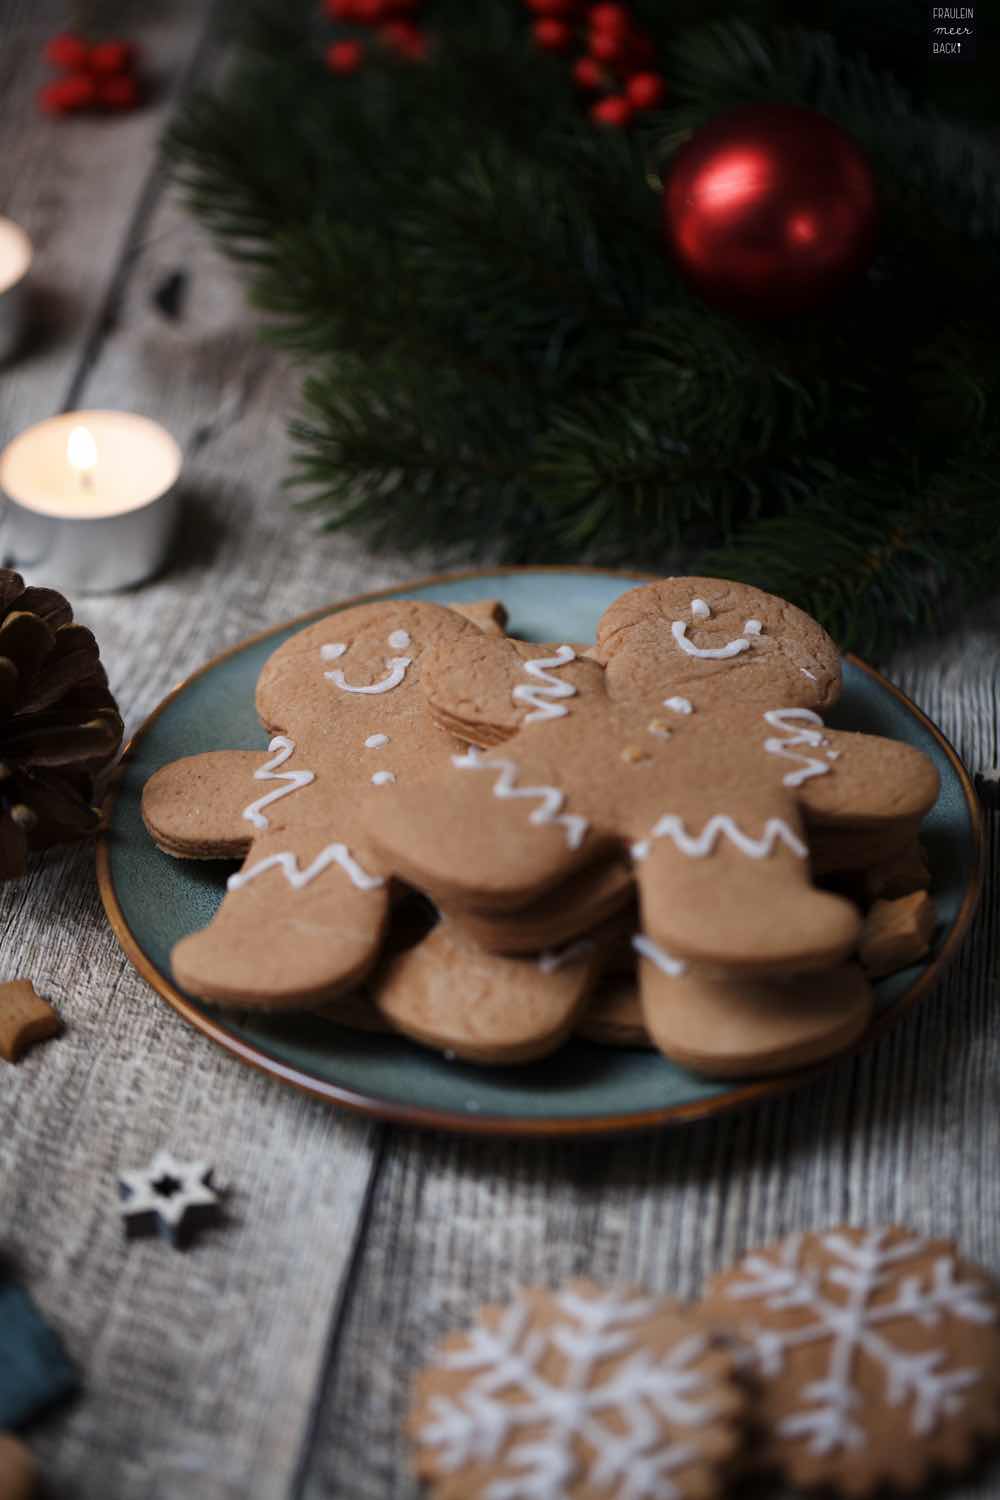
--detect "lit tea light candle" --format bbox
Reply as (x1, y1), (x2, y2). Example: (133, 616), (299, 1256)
(0, 216), (32, 362)
(0, 410), (181, 593)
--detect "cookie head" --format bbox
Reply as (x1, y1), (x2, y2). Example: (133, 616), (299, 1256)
(596, 577), (841, 711)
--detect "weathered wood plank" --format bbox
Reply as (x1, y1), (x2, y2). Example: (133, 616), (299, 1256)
(301, 617), (1000, 1499)
(0, 5), (411, 1498)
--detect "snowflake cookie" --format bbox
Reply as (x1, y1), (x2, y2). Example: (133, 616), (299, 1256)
(700, 1226), (1000, 1494)
(409, 1279), (746, 1499)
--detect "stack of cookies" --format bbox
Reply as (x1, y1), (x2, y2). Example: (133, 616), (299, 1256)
(142, 577), (940, 1079)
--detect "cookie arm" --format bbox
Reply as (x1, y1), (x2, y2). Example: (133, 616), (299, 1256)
(795, 731), (940, 828)
(171, 827), (390, 1011)
(142, 750), (266, 860)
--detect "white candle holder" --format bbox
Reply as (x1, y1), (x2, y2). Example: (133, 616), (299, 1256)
(0, 411), (182, 593)
(0, 217), (32, 363)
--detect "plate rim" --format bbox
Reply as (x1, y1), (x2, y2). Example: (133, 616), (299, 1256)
(96, 564), (985, 1138)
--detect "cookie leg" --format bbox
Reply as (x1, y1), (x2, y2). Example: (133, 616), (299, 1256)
(636, 953), (873, 1077)
(367, 765), (599, 911)
(632, 803), (861, 974)
(172, 829), (390, 1010)
(373, 921), (602, 1064)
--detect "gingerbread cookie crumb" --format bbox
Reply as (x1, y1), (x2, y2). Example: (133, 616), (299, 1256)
(859, 890), (935, 977)
(0, 1436), (37, 1500)
(0, 981), (61, 1064)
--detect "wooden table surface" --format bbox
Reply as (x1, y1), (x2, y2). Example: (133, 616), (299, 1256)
(2, 4), (1000, 1497)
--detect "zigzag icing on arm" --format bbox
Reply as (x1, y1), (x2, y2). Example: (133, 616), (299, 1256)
(242, 736), (316, 830)
(631, 814), (808, 861)
(227, 843), (385, 893)
(763, 708), (832, 788)
(451, 746), (589, 850)
(512, 645), (577, 723)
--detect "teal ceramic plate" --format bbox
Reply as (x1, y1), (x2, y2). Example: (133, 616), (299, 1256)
(98, 568), (984, 1137)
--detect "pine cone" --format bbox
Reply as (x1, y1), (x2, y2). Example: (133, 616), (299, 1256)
(0, 569), (123, 879)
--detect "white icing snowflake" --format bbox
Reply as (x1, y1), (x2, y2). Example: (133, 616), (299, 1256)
(724, 1229), (995, 1457)
(418, 1287), (723, 1499)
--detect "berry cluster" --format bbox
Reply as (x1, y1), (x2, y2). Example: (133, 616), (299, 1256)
(525, 1), (665, 126)
(38, 33), (142, 115)
(323, 0), (429, 73)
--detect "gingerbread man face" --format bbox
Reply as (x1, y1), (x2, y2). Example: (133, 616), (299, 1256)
(365, 578), (939, 1020)
(595, 576), (841, 713)
(142, 599), (608, 1053)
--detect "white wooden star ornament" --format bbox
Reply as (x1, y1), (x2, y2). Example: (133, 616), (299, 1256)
(117, 1150), (220, 1248)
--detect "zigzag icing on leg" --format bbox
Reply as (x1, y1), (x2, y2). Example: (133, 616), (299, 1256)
(631, 814), (807, 861)
(227, 843), (385, 893)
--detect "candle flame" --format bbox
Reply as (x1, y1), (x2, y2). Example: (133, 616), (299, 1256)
(67, 424), (98, 488)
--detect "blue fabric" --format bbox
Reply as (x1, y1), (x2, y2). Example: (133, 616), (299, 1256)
(0, 1282), (78, 1428)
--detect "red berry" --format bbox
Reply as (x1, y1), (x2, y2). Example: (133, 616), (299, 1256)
(588, 3), (630, 33)
(353, 0), (386, 21)
(588, 30), (625, 63)
(43, 33), (90, 71)
(87, 40), (137, 75)
(383, 0), (421, 10)
(38, 73), (96, 113)
(590, 93), (632, 126)
(525, 0), (576, 13)
(325, 39), (365, 72)
(572, 56), (605, 89)
(98, 74), (140, 110)
(324, 0), (358, 15)
(533, 18), (573, 50)
(625, 71), (665, 109)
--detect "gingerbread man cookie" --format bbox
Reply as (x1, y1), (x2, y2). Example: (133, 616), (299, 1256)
(143, 599), (492, 1009)
(367, 580), (939, 984)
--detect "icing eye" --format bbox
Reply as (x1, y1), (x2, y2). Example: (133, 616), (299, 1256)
(690, 598), (711, 620)
(387, 629), (411, 650)
(321, 643), (347, 661)
(743, 619), (763, 636)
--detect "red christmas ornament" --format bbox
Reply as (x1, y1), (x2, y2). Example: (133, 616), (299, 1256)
(326, 39), (365, 72)
(534, 18), (573, 50)
(626, 71), (664, 110)
(664, 103), (878, 317)
(38, 74), (97, 114)
(591, 94), (632, 127)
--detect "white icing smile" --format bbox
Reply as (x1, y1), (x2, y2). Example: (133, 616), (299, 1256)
(671, 598), (762, 660)
(322, 634), (413, 695)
